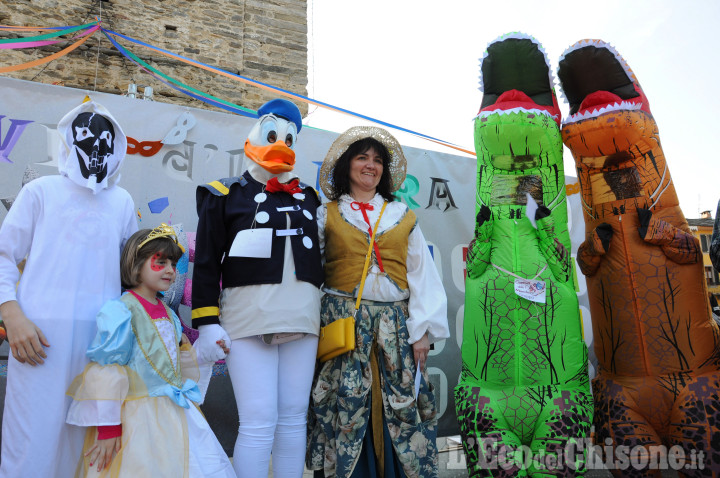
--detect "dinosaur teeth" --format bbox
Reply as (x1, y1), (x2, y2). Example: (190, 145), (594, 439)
(563, 101), (642, 125)
(475, 107), (559, 121)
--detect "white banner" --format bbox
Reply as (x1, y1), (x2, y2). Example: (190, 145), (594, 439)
(0, 77), (591, 435)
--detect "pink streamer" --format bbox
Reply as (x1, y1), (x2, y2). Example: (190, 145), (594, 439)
(0, 40), (59, 49)
(0, 25), (98, 50)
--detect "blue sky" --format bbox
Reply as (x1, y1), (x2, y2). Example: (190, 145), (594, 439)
(305, 0), (720, 216)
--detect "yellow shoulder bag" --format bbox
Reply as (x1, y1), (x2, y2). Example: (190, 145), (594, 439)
(317, 201), (387, 362)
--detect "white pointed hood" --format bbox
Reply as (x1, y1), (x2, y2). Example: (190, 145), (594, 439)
(57, 99), (127, 193)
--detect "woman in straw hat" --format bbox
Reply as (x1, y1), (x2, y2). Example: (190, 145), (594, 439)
(307, 126), (449, 477)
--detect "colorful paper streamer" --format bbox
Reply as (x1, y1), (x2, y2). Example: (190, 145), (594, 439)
(0, 19), (473, 156)
(102, 28), (474, 155)
(0, 24), (99, 72)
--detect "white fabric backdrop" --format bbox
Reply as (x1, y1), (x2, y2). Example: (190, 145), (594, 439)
(0, 76), (591, 435)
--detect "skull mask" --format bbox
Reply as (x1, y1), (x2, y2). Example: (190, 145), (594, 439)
(71, 112), (115, 183)
(57, 100), (127, 194)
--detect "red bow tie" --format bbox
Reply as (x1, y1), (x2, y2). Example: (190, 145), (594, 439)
(350, 201), (374, 214)
(350, 201), (385, 272)
(266, 177), (302, 195)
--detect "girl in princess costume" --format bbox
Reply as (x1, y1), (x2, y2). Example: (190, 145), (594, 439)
(66, 225), (235, 477)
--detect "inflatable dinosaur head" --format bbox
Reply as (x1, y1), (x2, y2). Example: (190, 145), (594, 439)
(474, 33), (564, 217)
(557, 40), (677, 216)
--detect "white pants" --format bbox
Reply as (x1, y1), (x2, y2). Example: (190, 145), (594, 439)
(225, 334), (318, 478)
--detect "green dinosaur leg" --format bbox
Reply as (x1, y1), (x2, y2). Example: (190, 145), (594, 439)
(455, 385), (530, 477)
(528, 387), (593, 477)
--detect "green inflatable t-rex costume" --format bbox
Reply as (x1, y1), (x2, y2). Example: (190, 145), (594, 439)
(455, 33), (592, 477)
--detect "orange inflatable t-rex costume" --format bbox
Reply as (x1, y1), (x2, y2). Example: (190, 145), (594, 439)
(558, 40), (720, 476)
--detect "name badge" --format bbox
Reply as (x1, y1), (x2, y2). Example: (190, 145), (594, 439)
(514, 278), (546, 303)
(228, 228), (272, 258)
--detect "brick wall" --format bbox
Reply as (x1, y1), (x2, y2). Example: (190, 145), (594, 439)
(0, 0), (308, 114)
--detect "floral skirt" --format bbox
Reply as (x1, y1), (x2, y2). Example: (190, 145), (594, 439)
(306, 294), (439, 478)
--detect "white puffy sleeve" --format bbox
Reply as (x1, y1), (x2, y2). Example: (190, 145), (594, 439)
(406, 225), (450, 345)
(0, 182), (40, 305)
(316, 203), (328, 264)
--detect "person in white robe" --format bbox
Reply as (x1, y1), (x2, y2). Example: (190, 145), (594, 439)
(0, 99), (137, 477)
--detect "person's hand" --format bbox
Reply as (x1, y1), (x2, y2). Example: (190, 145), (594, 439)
(0, 301), (49, 365)
(196, 324), (231, 363)
(216, 339), (230, 355)
(85, 436), (121, 472)
(412, 332), (431, 372)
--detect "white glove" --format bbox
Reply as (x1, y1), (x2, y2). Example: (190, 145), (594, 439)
(196, 324), (231, 363)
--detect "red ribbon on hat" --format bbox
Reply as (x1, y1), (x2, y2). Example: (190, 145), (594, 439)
(266, 177), (302, 195)
(351, 201), (384, 272)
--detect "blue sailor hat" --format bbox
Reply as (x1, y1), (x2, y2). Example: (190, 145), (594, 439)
(257, 99), (302, 132)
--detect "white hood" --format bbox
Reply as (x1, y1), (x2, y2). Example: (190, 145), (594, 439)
(57, 99), (127, 193)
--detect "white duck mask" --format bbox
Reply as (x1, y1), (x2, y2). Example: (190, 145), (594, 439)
(244, 114), (298, 174)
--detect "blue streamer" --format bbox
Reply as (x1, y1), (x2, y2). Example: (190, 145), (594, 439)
(101, 28), (463, 147)
(139, 66), (257, 118)
(103, 31), (257, 118)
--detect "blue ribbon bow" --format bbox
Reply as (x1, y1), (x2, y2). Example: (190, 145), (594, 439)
(156, 379), (201, 408)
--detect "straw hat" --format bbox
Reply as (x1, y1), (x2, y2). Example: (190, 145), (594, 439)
(319, 126), (407, 198)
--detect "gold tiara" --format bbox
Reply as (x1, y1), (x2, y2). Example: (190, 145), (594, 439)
(137, 223), (186, 253)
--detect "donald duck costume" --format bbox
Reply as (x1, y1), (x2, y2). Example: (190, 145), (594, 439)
(191, 99), (322, 478)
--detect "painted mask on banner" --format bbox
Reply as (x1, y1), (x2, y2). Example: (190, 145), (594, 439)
(57, 99), (127, 194)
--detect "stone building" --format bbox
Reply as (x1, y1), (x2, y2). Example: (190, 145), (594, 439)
(687, 210), (720, 299)
(0, 0), (309, 115)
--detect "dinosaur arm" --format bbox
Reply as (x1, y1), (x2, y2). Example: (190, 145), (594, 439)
(467, 205), (493, 279)
(577, 223), (613, 277)
(637, 208), (700, 264)
(534, 206), (572, 283)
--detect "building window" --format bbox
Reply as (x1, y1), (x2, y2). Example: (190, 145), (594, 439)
(701, 234), (711, 253)
(706, 266), (717, 286)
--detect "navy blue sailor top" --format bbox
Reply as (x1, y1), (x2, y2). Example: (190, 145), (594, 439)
(191, 171), (323, 327)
